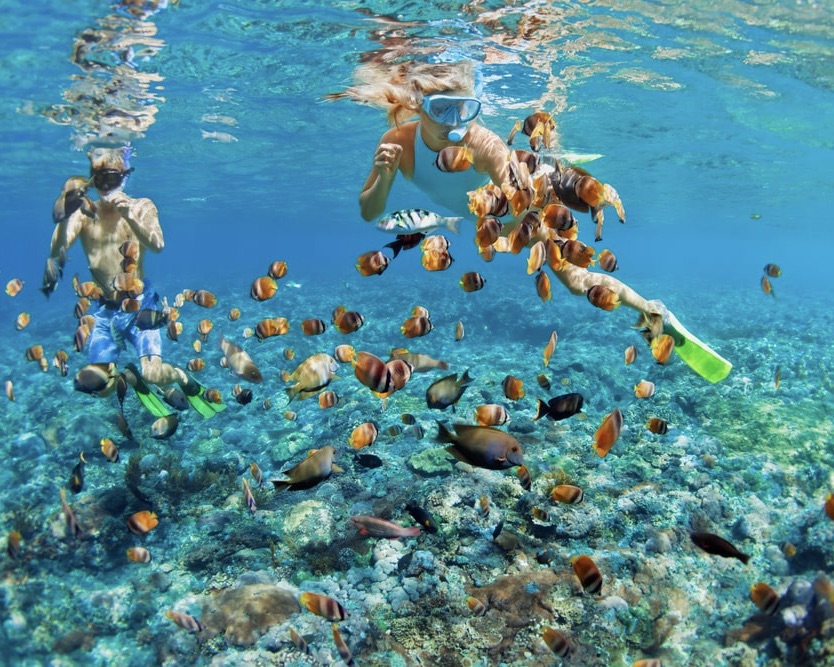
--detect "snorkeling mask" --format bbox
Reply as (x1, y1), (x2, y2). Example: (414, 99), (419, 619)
(92, 167), (134, 192)
(422, 95), (481, 142)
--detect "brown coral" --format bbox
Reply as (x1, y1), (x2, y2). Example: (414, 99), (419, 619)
(201, 583), (300, 646)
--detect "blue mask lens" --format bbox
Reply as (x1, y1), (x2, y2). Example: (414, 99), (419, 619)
(423, 95), (481, 125)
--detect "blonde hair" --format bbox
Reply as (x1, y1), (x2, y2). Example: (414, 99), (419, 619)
(326, 60), (477, 126)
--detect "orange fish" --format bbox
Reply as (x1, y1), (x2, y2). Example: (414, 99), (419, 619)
(15, 313), (30, 330)
(228, 307), (241, 321)
(507, 220), (533, 254)
(187, 358), (205, 372)
(384, 358), (413, 392)
(283, 348), (295, 360)
(468, 183), (508, 218)
(479, 495), (491, 516)
(454, 320), (465, 341)
(165, 610), (204, 633)
(421, 235), (451, 253)
(634, 380), (656, 399)
(250, 276), (278, 301)
(349, 421), (379, 450)
(126, 510), (158, 535)
(561, 240), (595, 268)
(331, 623), (354, 665)
(651, 333), (675, 364)
(466, 596), (487, 616)
(543, 330), (558, 367)
(435, 145), (473, 172)
(112, 273), (144, 297)
(517, 464), (532, 490)
(126, 546), (151, 563)
(527, 241), (546, 274)
(474, 404), (510, 427)
(475, 215), (502, 247)
(571, 554), (602, 594)
(301, 318), (327, 336)
(59, 488), (83, 539)
(197, 318), (213, 341)
(192, 289), (218, 308)
(587, 285), (620, 311)
(541, 204), (576, 232)
(334, 310), (365, 334)
(646, 417), (668, 434)
(502, 375), (525, 401)
(824, 493), (834, 521)
(242, 477), (257, 514)
(334, 344), (356, 364)
(353, 352), (393, 394)
(597, 249), (618, 272)
(763, 263), (781, 278)
(750, 582), (780, 615)
(220, 336), (263, 383)
(5, 278), (24, 297)
(760, 275), (774, 297)
(100, 438), (119, 463)
(551, 484), (584, 504)
(256, 317), (290, 340)
(536, 373), (551, 390)
(543, 627), (576, 658)
(593, 408), (623, 458)
(356, 250), (390, 276)
(460, 272), (486, 292)
(5, 380), (14, 402)
(624, 345), (637, 365)
(7, 530), (22, 559)
(401, 315), (433, 338)
(299, 591), (349, 621)
(167, 320), (183, 341)
(268, 260), (288, 279)
(421, 248), (454, 272)
(318, 390), (339, 409)
(535, 270), (552, 302)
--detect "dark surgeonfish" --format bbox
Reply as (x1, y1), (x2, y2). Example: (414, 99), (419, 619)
(426, 370), (474, 410)
(690, 531), (750, 564)
(534, 393), (584, 421)
(272, 446), (342, 492)
(436, 422), (524, 470)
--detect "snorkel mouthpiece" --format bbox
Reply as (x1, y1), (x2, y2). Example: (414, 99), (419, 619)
(448, 127), (467, 142)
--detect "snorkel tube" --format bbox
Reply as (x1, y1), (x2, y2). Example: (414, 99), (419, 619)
(447, 126), (467, 142)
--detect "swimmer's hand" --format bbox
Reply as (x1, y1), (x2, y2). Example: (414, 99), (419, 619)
(374, 143), (402, 180)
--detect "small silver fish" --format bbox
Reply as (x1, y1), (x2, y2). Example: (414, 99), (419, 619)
(376, 209), (461, 235)
(201, 129), (238, 143)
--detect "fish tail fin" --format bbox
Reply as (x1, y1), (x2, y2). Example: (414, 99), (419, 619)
(434, 420), (456, 444)
(739, 553), (751, 565)
(534, 398), (547, 421)
(446, 217), (463, 234)
(285, 385), (300, 402)
(460, 368), (474, 385)
(383, 239), (403, 259)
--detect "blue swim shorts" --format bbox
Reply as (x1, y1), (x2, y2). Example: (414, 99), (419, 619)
(86, 280), (163, 364)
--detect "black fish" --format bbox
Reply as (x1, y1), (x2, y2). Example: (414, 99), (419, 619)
(384, 233), (426, 259)
(426, 370), (474, 411)
(116, 373), (129, 412)
(690, 531), (750, 564)
(69, 453), (86, 494)
(162, 387), (190, 411)
(534, 393), (584, 421)
(235, 388), (253, 405)
(355, 453), (383, 469)
(405, 501), (438, 533)
(397, 551), (414, 573)
(40, 255), (63, 298)
(492, 520), (504, 540)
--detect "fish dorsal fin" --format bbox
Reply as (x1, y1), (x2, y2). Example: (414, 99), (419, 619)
(332, 464), (344, 474)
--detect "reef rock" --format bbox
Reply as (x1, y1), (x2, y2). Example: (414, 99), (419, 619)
(202, 582), (300, 646)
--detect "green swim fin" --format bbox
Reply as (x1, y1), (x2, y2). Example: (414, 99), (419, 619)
(180, 373), (226, 419)
(662, 310), (732, 384)
(124, 363), (174, 418)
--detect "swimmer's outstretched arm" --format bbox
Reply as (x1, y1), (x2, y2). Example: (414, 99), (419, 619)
(50, 209), (86, 257)
(553, 263), (661, 317)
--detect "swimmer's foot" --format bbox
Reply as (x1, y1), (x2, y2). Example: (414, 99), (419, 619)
(179, 372), (226, 419)
(644, 300), (733, 383)
(124, 363), (174, 418)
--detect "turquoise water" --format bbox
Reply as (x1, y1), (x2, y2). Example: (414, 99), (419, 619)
(1, 1), (834, 665)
